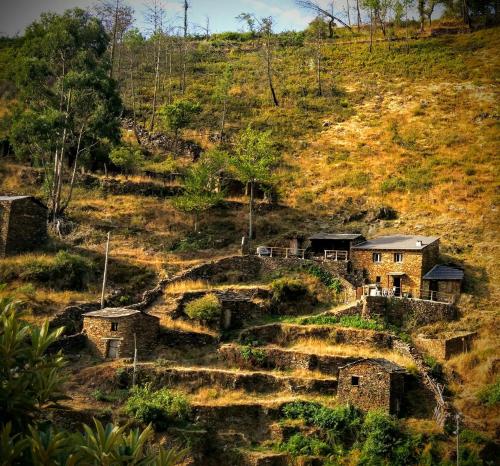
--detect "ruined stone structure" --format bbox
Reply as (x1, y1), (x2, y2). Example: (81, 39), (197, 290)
(0, 196), (47, 257)
(83, 308), (159, 359)
(351, 235), (440, 296)
(414, 332), (477, 360)
(337, 358), (406, 415)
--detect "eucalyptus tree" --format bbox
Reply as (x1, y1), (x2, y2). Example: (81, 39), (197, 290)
(10, 8), (122, 222)
(230, 127), (279, 240)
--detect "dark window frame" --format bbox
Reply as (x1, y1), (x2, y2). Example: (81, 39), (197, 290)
(394, 252), (404, 263)
(111, 322), (118, 331)
(372, 252), (382, 263)
(351, 376), (360, 386)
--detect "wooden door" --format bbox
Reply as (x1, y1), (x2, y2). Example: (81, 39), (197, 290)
(392, 276), (401, 296)
(107, 340), (120, 358)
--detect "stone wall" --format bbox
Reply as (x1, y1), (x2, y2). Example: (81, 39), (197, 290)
(422, 279), (462, 300)
(50, 302), (101, 334)
(239, 323), (393, 349)
(128, 365), (337, 395)
(361, 295), (456, 328)
(337, 361), (403, 414)
(158, 328), (219, 347)
(219, 343), (358, 375)
(0, 197), (47, 257)
(47, 333), (87, 354)
(414, 332), (477, 360)
(83, 313), (159, 359)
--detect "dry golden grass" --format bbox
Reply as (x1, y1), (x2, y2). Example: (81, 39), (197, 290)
(164, 279), (212, 293)
(156, 315), (218, 336)
(290, 338), (416, 370)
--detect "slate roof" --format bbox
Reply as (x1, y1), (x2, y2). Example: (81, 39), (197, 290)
(0, 195), (48, 209)
(340, 358), (406, 373)
(84, 308), (158, 319)
(423, 265), (464, 281)
(352, 235), (439, 251)
(309, 233), (364, 241)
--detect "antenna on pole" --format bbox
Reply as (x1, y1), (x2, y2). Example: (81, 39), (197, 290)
(101, 231), (111, 309)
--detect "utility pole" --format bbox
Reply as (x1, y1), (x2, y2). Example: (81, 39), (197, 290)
(101, 231), (111, 309)
(455, 413), (460, 466)
(132, 332), (138, 387)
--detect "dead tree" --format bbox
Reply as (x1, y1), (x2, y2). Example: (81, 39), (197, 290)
(296, 0), (353, 37)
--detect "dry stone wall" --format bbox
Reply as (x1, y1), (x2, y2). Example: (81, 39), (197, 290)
(414, 332), (477, 360)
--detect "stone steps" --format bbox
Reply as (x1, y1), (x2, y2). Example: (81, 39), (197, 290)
(134, 365), (337, 395)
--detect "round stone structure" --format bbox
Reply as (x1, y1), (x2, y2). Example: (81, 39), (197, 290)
(83, 308), (159, 359)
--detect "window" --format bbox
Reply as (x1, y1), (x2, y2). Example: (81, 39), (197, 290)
(351, 376), (359, 386)
(375, 276), (381, 283)
(111, 322), (118, 331)
(372, 253), (382, 263)
(394, 253), (403, 263)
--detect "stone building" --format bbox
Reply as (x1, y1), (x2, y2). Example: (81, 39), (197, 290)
(351, 235), (440, 297)
(83, 308), (159, 359)
(422, 265), (464, 302)
(308, 233), (365, 260)
(337, 358), (406, 415)
(0, 196), (47, 257)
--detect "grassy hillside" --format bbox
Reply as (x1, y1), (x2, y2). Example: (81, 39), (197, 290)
(0, 25), (498, 449)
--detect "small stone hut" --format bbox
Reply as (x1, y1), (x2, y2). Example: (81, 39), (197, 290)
(422, 265), (464, 302)
(337, 358), (406, 415)
(0, 195), (47, 257)
(83, 308), (160, 359)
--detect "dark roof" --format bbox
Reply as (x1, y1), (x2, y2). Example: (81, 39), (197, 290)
(340, 358), (406, 373)
(309, 233), (364, 241)
(423, 265), (464, 281)
(352, 235), (439, 251)
(0, 195), (48, 209)
(84, 308), (158, 319)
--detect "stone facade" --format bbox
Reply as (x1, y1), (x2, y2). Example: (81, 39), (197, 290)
(414, 332), (477, 360)
(361, 295), (456, 328)
(337, 359), (405, 415)
(422, 279), (462, 301)
(351, 239), (439, 295)
(0, 196), (47, 257)
(83, 308), (159, 359)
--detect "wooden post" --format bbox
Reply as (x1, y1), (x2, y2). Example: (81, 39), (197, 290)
(101, 231), (110, 309)
(455, 413), (460, 466)
(132, 332), (138, 387)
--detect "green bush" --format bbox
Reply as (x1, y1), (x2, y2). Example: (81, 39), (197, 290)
(184, 294), (222, 322)
(125, 384), (191, 430)
(477, 379), (500, 406)
(239, 345), (267, 365)
(20, 251), (97, 290)
(279, 433), (332, 457)
(294, 314), (385, 331)
(270, 278), (309, 302)
(305, 264), (343, 293)
(423, 355), (443, 380)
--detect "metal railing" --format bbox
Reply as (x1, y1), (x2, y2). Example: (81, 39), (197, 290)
(323, 250), (349, 261)
(256, 246), (306, 259)
(363, 285), (455, 304)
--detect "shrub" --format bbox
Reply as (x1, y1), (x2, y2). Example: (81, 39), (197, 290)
(184, 294), (222, 322)
(20, 251), (97, 290)
(125, 384), (191, 430)
(279, 433), (332, 456)
(270, 278), (309, 302)
(359, 410), (400, 462)
(305, 264), (343, 293)
(423, 355), (443, 379)
(109, 144), (144, 178)
(477, 379), (500, 406)
(239, 345), (267, 365)
(295, 314), (385, 331)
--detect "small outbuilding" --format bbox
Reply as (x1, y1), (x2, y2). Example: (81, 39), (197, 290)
(83, 308), (160, 359)
(337, 358), (406, 415)
(422, 265), (464, 302)
(0, 195), (47, 257)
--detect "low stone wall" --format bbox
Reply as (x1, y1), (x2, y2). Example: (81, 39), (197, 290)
(158, 328), (219, 347)
(47, 333), (87, 354)
(100, 177), (182, 197)
(129, 366), (337, 395)
(239, 323), (394, 349)
(49, 302), (101, 335)
(414, 332), (477, 360)
(219, 344), (358, 376)
(361, 296), (457, 328)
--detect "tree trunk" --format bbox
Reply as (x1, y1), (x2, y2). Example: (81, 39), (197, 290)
(356, 0), (361, 31)
(150, 34), (161, 131)
(181, 0), (188, 94)
(194, 212), (199, 233)
(220, 97), (227, 139)
(346, 0), (351, 26)
(369, 9), (374, 53)
(316, 30), (322, 96)
(109, 0), (120, 78)
(249, 180), (255, 240)
(265, 34), (279, 107)
(328, 19), (334, 38)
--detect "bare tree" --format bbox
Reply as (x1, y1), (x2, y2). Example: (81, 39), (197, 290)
(296, 0), (353, 37)
(181, 0), (189, 93)
(356, 0), (362, 30)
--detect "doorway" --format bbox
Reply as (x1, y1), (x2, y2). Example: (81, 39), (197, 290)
(392, 276), (401, 296)
(429, 280), (439, 301)
(107, 339), (120, 358)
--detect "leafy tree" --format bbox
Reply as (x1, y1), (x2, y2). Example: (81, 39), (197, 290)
(9, 8), (122, 221)
(173, 149), (226, 232)
(109, 144), (145, 178)
(230, 127), (278, 240)
(0, 297), (186, 465)
(160, 100), (201, 155)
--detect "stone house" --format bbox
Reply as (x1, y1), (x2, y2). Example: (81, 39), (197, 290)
(337, 358), (406, 415)
(83, 308), (159, 359)
(0, 196), (47, 257)
(422, 265), (464, 302)
(351, 235), (440, 297)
